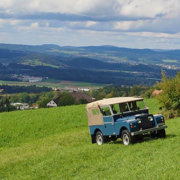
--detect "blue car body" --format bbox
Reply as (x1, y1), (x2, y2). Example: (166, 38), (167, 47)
(86, 97), (167, 145)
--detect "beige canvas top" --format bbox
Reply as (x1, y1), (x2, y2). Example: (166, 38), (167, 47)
(86, 97), (143, 109)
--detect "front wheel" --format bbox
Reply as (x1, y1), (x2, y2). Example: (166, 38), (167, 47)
(157, 129), (166, 138)
(95, 131), (104, 145)
(121, 130), (135, 145)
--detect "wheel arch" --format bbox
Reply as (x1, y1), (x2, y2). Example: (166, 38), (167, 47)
(94, 128), (102, 135)
(120, 126), (128, 137)
(91, 128), (102, 144)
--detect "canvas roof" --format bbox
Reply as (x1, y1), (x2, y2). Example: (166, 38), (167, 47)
(86, 97), (143, 109)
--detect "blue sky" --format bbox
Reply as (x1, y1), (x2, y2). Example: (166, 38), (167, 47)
(0, 0), (180, 49)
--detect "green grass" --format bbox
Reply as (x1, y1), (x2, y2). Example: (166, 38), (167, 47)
(24, 59), (59, 68)
(0, 99), (180, 179)
(162, 59), (178, 63)
(0, 80), (106, 88)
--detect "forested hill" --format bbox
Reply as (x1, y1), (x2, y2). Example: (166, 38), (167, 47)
(0, 49), (27, 59)
(64, 58), (157, 72)
(0, 43), (179, 86)
(1, 43), (180, 65)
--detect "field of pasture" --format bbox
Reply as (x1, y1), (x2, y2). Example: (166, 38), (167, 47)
(0, 80), (106, 88)
(0, 98), (180, 179)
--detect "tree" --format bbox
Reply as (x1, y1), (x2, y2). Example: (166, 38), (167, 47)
(78, 98), (88, 104)
(130, 85), (138, 96)
(37, 98), (51, 108)
(58, 93), (76, 106)
(0, 96), (16, 112)
(18, 92), (30, 103)
(156, 70), (180, 118)
(105, 91), (114, 98)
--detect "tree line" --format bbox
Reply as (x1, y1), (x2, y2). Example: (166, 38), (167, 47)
(0, 90), (89, 112)
(0, 85), (52, 94)
(87, 85), (154, 100)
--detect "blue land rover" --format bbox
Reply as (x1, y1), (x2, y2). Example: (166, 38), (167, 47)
(86, 97), (167, 145)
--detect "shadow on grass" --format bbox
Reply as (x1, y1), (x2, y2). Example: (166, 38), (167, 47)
(108, 133), (177, 145)
(166, 134), (177, 138)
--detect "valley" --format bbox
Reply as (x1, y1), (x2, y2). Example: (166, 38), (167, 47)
(0, 44), (179, 87)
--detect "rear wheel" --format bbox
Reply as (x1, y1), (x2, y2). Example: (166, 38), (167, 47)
(121, 130), (135, 145)
(95, 131), (104, 145)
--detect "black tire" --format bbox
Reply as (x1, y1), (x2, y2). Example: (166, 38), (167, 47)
(95, 131), (104, 145)
(91, 135), (96, 144)
(157, 129), (166, 138)
(121, 130), (135, 145)
(150, 131), (157, 139)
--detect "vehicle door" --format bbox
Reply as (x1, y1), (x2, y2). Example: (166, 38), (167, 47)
(101, 106), (116, 135)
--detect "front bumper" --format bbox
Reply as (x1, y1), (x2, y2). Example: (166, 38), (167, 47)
(131, 125), (167, 136)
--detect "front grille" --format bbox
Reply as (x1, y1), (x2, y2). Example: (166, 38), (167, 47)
(138, 115), (155, 130)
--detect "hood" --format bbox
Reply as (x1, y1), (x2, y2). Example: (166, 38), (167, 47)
(116, 113), (149, 123)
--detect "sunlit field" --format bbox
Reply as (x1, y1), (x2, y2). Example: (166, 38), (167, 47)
(0, 99), (179, 179)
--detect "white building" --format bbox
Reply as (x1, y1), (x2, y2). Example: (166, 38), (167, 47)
(11, 103), (29, 110)
(47, 100), (57, 107)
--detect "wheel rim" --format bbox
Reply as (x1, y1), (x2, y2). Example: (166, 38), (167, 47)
(96, 134), (103, 145)
(123, 134), (129, 145)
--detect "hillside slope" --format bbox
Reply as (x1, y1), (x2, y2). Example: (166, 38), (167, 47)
(0, 99), (179, 179)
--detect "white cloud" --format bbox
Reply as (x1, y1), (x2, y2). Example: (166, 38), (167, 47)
(0, 19), (5, 26)
(31, 22), (39, 28)
(114, 20), (148, 30)
(85, 21), (97, 27)
(0, 0), (179, 18)
(128, 31), (180, 39)
(120, 0), (180, 18)
(10, 20), (21, 25)
(0, 0), (179, 49)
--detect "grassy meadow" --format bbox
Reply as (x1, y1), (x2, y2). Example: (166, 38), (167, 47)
(0, 98), (180, 179)
(0, 80), (106, 88)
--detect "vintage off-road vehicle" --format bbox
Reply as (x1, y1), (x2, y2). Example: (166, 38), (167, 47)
(86, 97), (167, 145)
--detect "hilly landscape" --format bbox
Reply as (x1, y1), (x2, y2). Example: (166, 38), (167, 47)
(0, 43), (179, 87)
(0, 98), (179, 179)
(0, 1), (180, 179)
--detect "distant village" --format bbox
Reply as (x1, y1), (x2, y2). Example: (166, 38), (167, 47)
(11, 74), (48, 83)
(11, 74), (98, 92)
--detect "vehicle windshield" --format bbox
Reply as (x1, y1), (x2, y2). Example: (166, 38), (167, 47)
(111, 100), (147, 114)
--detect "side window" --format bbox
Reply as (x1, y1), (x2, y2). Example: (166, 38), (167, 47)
(101, 106), (112, 116)
(119, 103), (129, 113)
(128, 102), (138, 111)
(111, 104), (120, 114)
(92, 109), (100, 115)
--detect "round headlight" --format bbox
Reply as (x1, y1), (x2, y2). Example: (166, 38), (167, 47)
(136, 118), (141, 123)
(148, 116), (153, 121)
